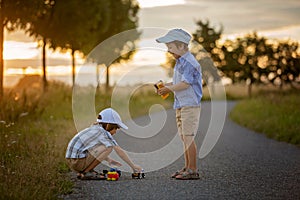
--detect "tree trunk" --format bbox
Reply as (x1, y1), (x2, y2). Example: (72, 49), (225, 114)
(96, 64), (100, 90)
(42, 38), (48, 91)
(71, 49), (76, 87)
(0, 7), (4, 97)
(248, 83), (252, 98)
(106, 65), (109, 91)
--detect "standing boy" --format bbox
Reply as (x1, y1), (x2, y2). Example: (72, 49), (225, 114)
(66, 108), (142, 180)
(156, 28), (202, 180)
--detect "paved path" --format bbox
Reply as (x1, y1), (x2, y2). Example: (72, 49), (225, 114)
(63, 101), (300, 200)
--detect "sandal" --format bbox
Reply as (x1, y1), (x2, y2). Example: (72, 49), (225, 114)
(175, 169), (200, 180)
(77, 169), (103, 179)
(89, 169), (105, 176)
(77, 172), (106, 180)
(171, 167), (186, 178)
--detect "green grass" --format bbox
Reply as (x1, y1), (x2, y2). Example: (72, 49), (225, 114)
(230, 89), (300, 146)
(0, 82), (76, 199)
(0, 81), (173, 199)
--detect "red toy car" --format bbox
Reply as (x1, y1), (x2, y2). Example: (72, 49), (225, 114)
(107, 171), (119, 181)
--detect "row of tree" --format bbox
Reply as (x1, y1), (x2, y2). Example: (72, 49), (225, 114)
(2, 2), (299, 98)
(0, 0), (140, 96)
(191, 20), (300, 96)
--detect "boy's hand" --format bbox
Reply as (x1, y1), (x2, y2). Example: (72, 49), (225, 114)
(132, 165), (143, 173)
(108, 159), (122, 167)
(158, 87), (171, 95)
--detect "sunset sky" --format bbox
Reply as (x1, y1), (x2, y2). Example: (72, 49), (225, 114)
(3, 0), (300, 86)
(138, 0), (300, 40)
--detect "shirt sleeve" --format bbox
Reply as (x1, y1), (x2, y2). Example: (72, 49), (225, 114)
(181, 62), (200, 84)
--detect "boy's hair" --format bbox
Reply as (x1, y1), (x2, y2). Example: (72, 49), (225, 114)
(174, 40), (188, 50)
(96, 113), (119, 131)
(100, 123), (119, 132)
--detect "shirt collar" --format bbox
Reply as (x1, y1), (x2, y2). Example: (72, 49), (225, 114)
(177, 51), (190, 63)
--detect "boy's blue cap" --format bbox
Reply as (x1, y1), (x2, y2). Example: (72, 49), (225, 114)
(156, 28), (191, 44)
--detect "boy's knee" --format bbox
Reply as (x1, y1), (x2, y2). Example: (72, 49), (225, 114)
(106, 146), (113, 153)
(182, 135), (195, 144)
(101, 146), (113, 155)
(180, 134), (194, 139)
(94, 146), (113, 161)
(92, 145), (113, 158)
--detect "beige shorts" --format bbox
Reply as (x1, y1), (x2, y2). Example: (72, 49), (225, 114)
(66, 145), (106, 172)
(176, 106), (201, 137)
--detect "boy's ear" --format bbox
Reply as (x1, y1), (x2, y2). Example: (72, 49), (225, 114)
(176, 43), (184, 50)
(180, 43), (187, 50)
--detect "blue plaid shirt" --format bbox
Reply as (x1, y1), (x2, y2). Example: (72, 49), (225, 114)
(173, 52), (202, 109)
(65, 124), (118, 159)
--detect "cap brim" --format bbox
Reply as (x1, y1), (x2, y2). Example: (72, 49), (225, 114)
(118, 122), (128, 130)
(97, 119), (128, 130)
(156, 36), (174, 43)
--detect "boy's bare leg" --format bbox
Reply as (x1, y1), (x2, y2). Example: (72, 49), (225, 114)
(181, 135), (189, 169)
(183, 136), (197, 171)
(183, 143), (189, 169)
(83, 146), (113, 173)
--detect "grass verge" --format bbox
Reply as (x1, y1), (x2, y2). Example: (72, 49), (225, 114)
(230, 89), (300, 146)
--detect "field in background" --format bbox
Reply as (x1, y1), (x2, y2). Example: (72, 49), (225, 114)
(203, 82), (299, 100)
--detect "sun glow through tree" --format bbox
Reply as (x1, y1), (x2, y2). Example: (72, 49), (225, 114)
(137, 0), (185, 8)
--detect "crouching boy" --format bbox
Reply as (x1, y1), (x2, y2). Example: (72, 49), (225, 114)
(65, 108), (142, 180)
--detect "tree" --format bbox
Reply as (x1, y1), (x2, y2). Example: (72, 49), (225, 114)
(192, 19), (223, 85)
(25, 0), (55, 90)
(26, 0), (110, 88)
(88, 0), (140, 90)
(0, 0), (44, 97)
(48, 0), (140, 89)
(219, 39), (244, 83)
(268, 40), (300, 88)
(221, 32), (272, 97)
(50, 0), (114, 87)
(26, 0), (139, 90)
(192, 20), (223, 63)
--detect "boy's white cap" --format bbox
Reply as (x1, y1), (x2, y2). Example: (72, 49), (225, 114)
(97, 108), (128, 130)
(156, 28), (191, 44)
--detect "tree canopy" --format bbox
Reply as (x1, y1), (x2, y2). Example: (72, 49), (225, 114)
(0, 0), (46, 96)
(0, 0), (140, 93)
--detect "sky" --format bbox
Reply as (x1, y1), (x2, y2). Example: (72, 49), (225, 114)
(137, 0), (300, 40)
(3, 0), (300, 86)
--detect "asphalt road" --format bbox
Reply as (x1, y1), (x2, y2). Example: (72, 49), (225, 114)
(63, 101), (300, 200)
